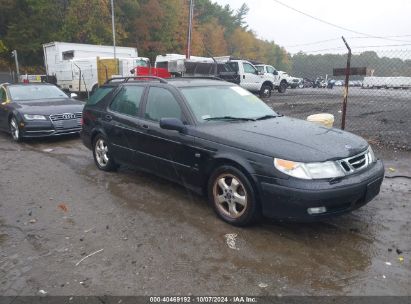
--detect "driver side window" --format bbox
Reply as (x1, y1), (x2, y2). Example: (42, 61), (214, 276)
(243, 63), (257, 74)
(144, 87), (183, 122)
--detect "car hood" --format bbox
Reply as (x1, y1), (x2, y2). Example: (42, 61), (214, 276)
(192, 116), (369, 162)
(14, 98), (84, 115)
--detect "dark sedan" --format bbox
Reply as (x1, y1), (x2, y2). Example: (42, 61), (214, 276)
(81, 77), (384, 226)
(0, 83), (84, 141)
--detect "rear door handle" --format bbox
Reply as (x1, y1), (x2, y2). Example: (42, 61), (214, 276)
(104, 114), (112, 122)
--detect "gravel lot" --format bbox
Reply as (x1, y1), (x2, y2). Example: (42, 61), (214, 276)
(267, 87), (411, 150)
(0, 132), (410, 296)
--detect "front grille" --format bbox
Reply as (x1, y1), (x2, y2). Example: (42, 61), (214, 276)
(338, 150), (370, 174)
(50, 112), (82, 121)
(49, 112), (82, 130)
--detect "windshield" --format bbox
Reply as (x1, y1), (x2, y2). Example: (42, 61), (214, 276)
(8, 85), (68, 101)
(181, 86), (277, 123)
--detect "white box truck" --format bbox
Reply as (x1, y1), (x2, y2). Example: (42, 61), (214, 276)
(43, 42), (149, 94)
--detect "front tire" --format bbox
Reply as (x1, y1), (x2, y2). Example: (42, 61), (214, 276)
(93, 134), (117, 171)
(9, 117), (22, 142)
(208, 165), (260, 226)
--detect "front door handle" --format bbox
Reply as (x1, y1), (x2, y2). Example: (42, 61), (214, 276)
(142, 124), (149, 130)
(104, 114), (112, 122)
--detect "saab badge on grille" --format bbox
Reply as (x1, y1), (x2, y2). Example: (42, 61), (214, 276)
(62, 113), (76, 119)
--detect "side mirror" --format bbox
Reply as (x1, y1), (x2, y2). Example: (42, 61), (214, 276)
(70, 93), (78, 99)
(273, 71), (278, 75)
(257, 71), (264, 75)
(160, 118), (186, 133)
(130, 69), (135, 75)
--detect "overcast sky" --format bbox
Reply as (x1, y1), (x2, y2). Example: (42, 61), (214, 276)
(213, 0), (411, 56)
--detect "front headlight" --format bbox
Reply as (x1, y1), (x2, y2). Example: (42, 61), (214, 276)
(367, 146), (376, 163)
(24, 114), (47, 120)
(274, 158), (345, 180)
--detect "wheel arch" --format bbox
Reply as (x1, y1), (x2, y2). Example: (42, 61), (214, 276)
(262, 81), (273, 89)
(90, 127), (109, 147)
(203, 154), (261, 200)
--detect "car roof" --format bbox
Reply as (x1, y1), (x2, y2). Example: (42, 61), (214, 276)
(3, 83), (54, 88)
(113, 78), (233, 89)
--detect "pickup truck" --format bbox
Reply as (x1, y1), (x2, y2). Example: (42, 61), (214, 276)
(220, 59), (276, 98)
(255, 64), (288, 93)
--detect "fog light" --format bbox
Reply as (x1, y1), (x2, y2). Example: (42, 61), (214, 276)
(307, 207), (327, 215)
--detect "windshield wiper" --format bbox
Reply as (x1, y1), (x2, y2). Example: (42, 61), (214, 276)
(255, 114), (282, 121)
(204, 116), (256, 122)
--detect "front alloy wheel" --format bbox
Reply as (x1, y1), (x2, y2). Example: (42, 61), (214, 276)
(9, 117), (21, 142)
(93, 135), (116, 171)
(208, 166), (260, 226)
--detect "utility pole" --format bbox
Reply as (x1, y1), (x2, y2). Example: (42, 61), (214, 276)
(341, 36), (351, 130)
(110, 0), (116, 60)
(11, 50), (20, 82)
(186, 0), (194, 59)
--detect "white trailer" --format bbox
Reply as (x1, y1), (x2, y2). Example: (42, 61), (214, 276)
(43, 42), (148, 94)
(53, 57), (149, 94)
(362, 76), (411, 89)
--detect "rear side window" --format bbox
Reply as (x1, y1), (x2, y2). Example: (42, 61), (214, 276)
(144, 87), (182, 122)
(110, 86), (145, 116)
(87, 87), (114, 105)
(0, 87), (6, 102)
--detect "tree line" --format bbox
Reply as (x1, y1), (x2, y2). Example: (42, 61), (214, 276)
(0, 0), (409, 78)
(0, 0), (291, 72)
(291, 51), (411, 80)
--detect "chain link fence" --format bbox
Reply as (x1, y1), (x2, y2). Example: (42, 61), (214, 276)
(267, 49), (411, 151)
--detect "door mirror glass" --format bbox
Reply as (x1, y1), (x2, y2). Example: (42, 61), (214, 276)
(160, 117), (186, 133)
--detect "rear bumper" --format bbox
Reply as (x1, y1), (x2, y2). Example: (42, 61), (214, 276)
(257, 160), (384, 221)
(80, 129), (92, 150)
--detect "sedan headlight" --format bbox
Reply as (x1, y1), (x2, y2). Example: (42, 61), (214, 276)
(274, 158), (345, 180)
(24, 114), (47, 120)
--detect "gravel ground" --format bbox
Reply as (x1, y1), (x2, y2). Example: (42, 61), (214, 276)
(267, 87), (411, 150)
(0, 132), (410, 296)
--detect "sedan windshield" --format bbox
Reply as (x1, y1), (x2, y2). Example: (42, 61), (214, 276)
(8, 85), (68, 101)
(181, 86), (277, 123)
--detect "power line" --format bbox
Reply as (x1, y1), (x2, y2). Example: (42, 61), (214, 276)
(286, 35), (411, 48)
(270, 0), (411, 43)
(299, 43), (411, 53)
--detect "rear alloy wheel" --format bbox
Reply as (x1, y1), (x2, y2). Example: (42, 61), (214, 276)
(93, 135), (117, 171)
(208, 166), (260, 226)
(259, 84), (272, 99)
(9, 117), (22, 142)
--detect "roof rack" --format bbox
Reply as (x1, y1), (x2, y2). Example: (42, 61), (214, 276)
(177, 76), (224, 81)
(105, 76), (168, 84)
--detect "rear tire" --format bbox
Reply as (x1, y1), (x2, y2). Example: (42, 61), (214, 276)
(259, 84), (272, 98)
(208, 165), (260, 226)
(278, 81), (287, 93)
(9, 117), (22, 142)
(93, 134), (117, 171)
